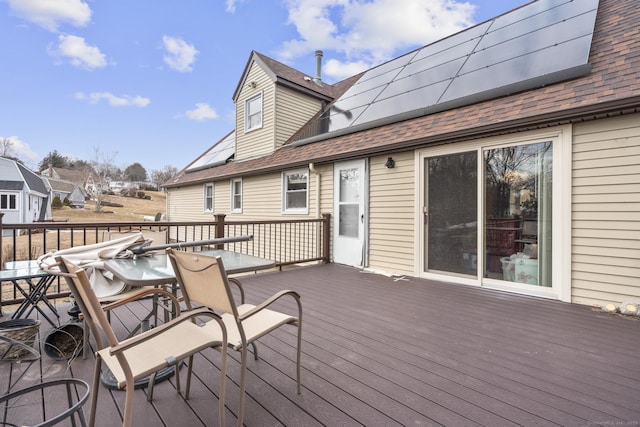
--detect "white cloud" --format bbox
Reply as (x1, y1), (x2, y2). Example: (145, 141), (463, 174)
(279, 0), (476, 80)
(180, 103), (219, 121)
(48, 34), (107, 69)
(0, 136), (38, 162)
(225, 0), (246, 13)
(323, 58), (369, 81)
(75, 92), (150, 107)
(4, 0), (91, 32)
(161, 36), (199, 72)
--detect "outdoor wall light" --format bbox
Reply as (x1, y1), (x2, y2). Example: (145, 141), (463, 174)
(385, 157), (395, 169)
(248, 81), (258, 89)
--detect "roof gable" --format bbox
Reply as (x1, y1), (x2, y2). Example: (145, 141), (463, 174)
(17, 162), (48, 195)
(232, 51), (338, 102)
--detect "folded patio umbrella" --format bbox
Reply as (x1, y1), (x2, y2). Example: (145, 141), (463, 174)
(38, 233), (149, 298)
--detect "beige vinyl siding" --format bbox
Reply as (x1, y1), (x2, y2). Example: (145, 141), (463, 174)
(368, 152), (416, 275)
(274, 85), (323, 149)
(221, 171), (326, 263)
(316, 163), (334, 216)
(167, 184), (212, 221)
(232, 173), (283, 220)
(235, 63), (275, 160)
(571, 113), (640, 306)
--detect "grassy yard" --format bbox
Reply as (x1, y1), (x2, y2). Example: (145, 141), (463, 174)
(1, 191), (167, 263)
(52, 191), (166, 223)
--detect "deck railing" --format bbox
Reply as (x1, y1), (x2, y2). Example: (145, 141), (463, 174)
(0, 213), (331, 308)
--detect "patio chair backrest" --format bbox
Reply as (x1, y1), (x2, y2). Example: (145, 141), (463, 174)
(56, 256), (120, 350)
(167, 249), (237, 316)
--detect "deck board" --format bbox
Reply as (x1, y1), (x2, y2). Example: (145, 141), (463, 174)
(1, 263), (639, 426)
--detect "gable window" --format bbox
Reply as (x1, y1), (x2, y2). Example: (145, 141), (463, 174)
(245, 93), (262, 132)
(231, 179), (242, 213)
(0, 193), (17, 210)
(204, 183), (214, 212)
(282, 170), (308, 214)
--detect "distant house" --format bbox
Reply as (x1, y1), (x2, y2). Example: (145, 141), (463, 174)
(108, 181), (134, 193)
(0, 157), (51, 233)
(40, 166), (97, 195)
(165, 0), (639, 308)
(44, 176), (86, 208)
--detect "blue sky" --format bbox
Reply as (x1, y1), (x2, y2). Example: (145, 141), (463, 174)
(1, 0), (527, 175)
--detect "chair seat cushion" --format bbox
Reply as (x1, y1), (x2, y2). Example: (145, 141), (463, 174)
(205, 304), (297, 351)
(98, 321), (223, 389)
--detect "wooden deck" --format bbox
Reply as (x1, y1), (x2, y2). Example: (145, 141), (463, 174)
(2, 263), (640, 426)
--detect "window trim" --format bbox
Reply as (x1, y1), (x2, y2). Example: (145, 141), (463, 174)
(203, 183), (214, 213)
(244, 92), (263, 133)
(282, 169), (309, 214)
(231, 178), (243, 213)
(0, 192), (18, 211)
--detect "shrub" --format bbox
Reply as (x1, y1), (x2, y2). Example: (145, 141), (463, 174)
(52, 196), (63, 208)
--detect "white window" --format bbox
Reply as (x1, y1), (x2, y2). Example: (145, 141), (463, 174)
(0, 193), (17, 210)
(282, 170), (308, 214)
(204, 183), (214, 212)
(231, 179), (242, 213)
(245, 93), (262, 132)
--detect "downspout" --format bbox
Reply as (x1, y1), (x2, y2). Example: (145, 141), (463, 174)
(309, 162), (323, 261)
(309, 163), (320, 218)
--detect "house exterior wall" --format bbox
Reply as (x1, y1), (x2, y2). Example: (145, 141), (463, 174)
(167, 113), (640, 308)
(167, 183), (216, 221)
(0, 159), (29, 225)
(238, 172), (283, 219)
(235, 63), (275, 161)
(367, 152), (416, 275)
(223, 165), (332, 221)
(571, 113), (640, 307)
(274, 85), (323, 150)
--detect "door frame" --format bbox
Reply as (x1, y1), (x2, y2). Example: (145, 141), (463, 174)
(415, 126), (572, 302)
(333, 159), (368, 267)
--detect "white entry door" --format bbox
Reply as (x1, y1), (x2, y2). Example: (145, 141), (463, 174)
(333, 159), (367, 267)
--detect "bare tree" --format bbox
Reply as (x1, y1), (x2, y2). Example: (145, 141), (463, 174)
(151, 165), (179, 188)
(90, 147), (118, 212)
(0, 138), (13, 157)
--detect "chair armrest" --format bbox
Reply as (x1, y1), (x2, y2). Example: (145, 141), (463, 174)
(109, 307), (226, 355)
(101, 288), (182, 317)
(227, 277), (245, 304)
(238, 289), (301, 321)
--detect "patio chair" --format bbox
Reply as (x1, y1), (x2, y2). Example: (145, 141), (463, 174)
(167, 248), (302, 427)
(74, 230), (172, 358)
(53, 256), (228, 427)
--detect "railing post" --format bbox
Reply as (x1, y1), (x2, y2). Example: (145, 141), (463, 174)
(214, 213), (226, 249)
(322, 213), (331, 264)
(0, 213), (3, 270)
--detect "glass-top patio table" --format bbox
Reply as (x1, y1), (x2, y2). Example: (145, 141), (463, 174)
(103, 249), (276, 287)
(1, 260), (59, 326)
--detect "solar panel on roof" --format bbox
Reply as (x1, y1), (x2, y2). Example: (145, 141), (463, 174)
(294, 0), (599, 144)
(186, 131), (235, 172)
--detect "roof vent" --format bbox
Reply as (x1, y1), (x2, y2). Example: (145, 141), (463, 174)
(313, 50), (323, 85)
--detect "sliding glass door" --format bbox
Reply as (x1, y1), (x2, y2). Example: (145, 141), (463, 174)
(484, 142), (552, 287)
(422, 140), (554, 288)
(424, 151), (478, 276)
